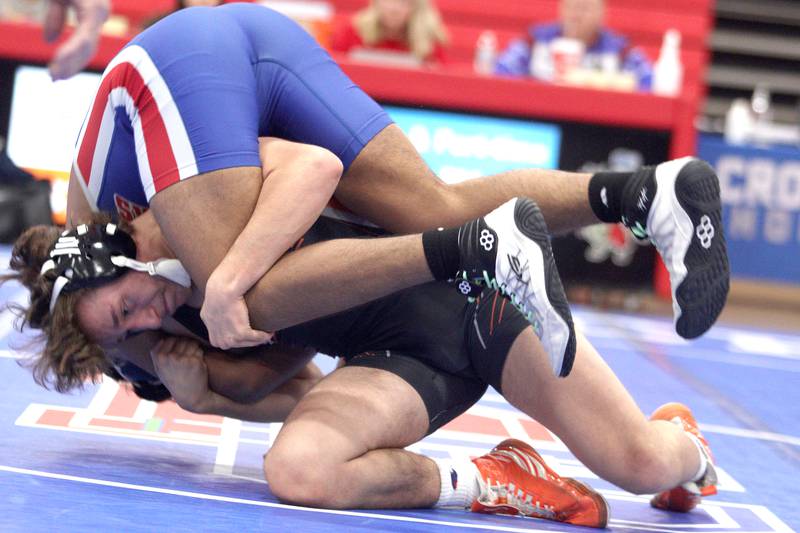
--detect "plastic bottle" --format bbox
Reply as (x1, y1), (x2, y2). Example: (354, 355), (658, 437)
(474, 30), (497, 76)
(751, 83), (773, 123)
(724, 98), (754, 144)
(652, 29), (683, 96)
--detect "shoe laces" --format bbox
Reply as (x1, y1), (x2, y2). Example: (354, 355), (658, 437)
(488, 448), (553, 479)
(668, 415), (718, 494)
(479, 477), (558, 519)
(466, 267), (538, 327)
(623, 215), (664, 251)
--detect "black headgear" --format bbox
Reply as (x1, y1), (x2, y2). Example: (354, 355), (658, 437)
(41, 223), (190, 312)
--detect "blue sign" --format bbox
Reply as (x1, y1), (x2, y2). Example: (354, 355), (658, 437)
(384, 106), (561, 183)
(698, 134), (800, 284)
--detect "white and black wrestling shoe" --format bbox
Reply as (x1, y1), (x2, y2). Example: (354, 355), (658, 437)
(456, 197), (576, 377)
(621, 157), (729, 339)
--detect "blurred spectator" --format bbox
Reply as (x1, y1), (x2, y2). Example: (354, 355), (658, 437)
(331, 0), (448, 66)
(40, 0), (111, 80)
(495, 0), (652, 90)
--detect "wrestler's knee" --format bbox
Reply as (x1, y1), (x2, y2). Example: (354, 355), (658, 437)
(263, 438), (345, 507)
(614, 431), (675, 494)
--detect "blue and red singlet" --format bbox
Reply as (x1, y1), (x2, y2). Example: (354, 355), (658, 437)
(73, 3), (392, 221)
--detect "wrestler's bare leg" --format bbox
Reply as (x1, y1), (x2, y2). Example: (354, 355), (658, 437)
(500, 329), (701, 494)
(337, 125), (595, 233)
(341, 126), (730, 342)
(151, 167), (433, 332)
(265, 330), (705, 511)
(264, 366), (439, 508)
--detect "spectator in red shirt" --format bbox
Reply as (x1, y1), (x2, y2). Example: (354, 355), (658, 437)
(332, 0), (448, 66)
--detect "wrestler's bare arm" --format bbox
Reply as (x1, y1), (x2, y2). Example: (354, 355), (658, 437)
(209, 140), (343, 300)
(203, 344), (318, 405)
(185, 361), (323, 423)
(149, 337), (322, 422)
(66, 169), (96, 228)
(108, 330), (317, 407)
(152, 140), (343, 350)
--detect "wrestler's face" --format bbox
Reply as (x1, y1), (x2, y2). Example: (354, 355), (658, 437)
(560, 0), (604, 44)
(76, 270), (191, 346)
(375, 0), (414, 34)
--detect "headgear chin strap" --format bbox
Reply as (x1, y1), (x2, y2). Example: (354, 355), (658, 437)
(109, 256), (192, 289)
(40, 223), (191, 312)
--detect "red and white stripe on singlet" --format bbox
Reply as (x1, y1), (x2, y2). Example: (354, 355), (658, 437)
(72, 45), (198, 209)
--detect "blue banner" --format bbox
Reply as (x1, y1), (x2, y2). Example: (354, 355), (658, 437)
(384, 106), (561, 183)
(698, 134), (800, 284)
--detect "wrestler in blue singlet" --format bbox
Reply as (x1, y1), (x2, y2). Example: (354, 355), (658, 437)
(73, 4), (391, 220)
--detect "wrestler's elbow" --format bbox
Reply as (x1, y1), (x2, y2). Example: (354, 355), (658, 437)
(305, 145), (344, 186)
(216, 383), (263, 405)
(208, 370), (269, 405)
(173, 395), (207, 414)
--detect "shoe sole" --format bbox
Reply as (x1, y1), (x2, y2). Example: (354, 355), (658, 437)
(513, 199), (577, 377)
(485, 198), (576, 377)
(654, 158), (730, 339)
(563, 478), (610, 528)
(494, 439), (608, 528)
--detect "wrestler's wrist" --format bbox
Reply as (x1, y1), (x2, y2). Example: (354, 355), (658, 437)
(206, 268), (247, 299)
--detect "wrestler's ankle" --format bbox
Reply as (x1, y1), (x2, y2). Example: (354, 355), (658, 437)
(432, 458), (480, 509)
(588, 170), (632, 223)
(421, 227), (461, 281)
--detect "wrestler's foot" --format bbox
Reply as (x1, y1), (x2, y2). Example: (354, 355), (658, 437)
(456, 197), (575, 377)
(650, 402), (718, 512)
(471, 438), (608, 528)
(621, 157), (729, 339)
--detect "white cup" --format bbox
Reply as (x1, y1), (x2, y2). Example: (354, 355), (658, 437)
(550, 37), (585, 83)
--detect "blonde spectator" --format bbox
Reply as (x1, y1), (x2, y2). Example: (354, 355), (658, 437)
(332, 0), (448, 65)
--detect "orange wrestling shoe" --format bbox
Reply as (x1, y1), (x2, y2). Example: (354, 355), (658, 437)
(471, 439), (608, 528)
(650, 402), (718, 512)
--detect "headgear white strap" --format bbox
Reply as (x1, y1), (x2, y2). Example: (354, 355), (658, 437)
(50, 276), (70, 312)
(110, 256), (191, 288)
(40, 259), (56, 275)
(43, 233), (82, 312)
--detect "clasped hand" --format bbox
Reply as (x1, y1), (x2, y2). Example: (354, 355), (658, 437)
(201, 276), (273, 350)
(150, 337), (209, 411)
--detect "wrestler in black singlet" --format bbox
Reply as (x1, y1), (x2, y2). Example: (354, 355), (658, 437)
(169, 216), (531, 433)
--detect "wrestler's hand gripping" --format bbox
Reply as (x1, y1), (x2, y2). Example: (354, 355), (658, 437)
(201, 276), (273, 350)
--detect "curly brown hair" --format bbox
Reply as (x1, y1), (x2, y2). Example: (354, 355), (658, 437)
(0, 214), (132, 392)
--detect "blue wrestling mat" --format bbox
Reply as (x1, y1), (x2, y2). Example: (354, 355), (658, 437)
(1, 246), (798, 532)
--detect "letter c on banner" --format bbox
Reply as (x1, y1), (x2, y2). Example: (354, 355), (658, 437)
(716, 155), (744, 205)
(776, 162), (800, 211)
